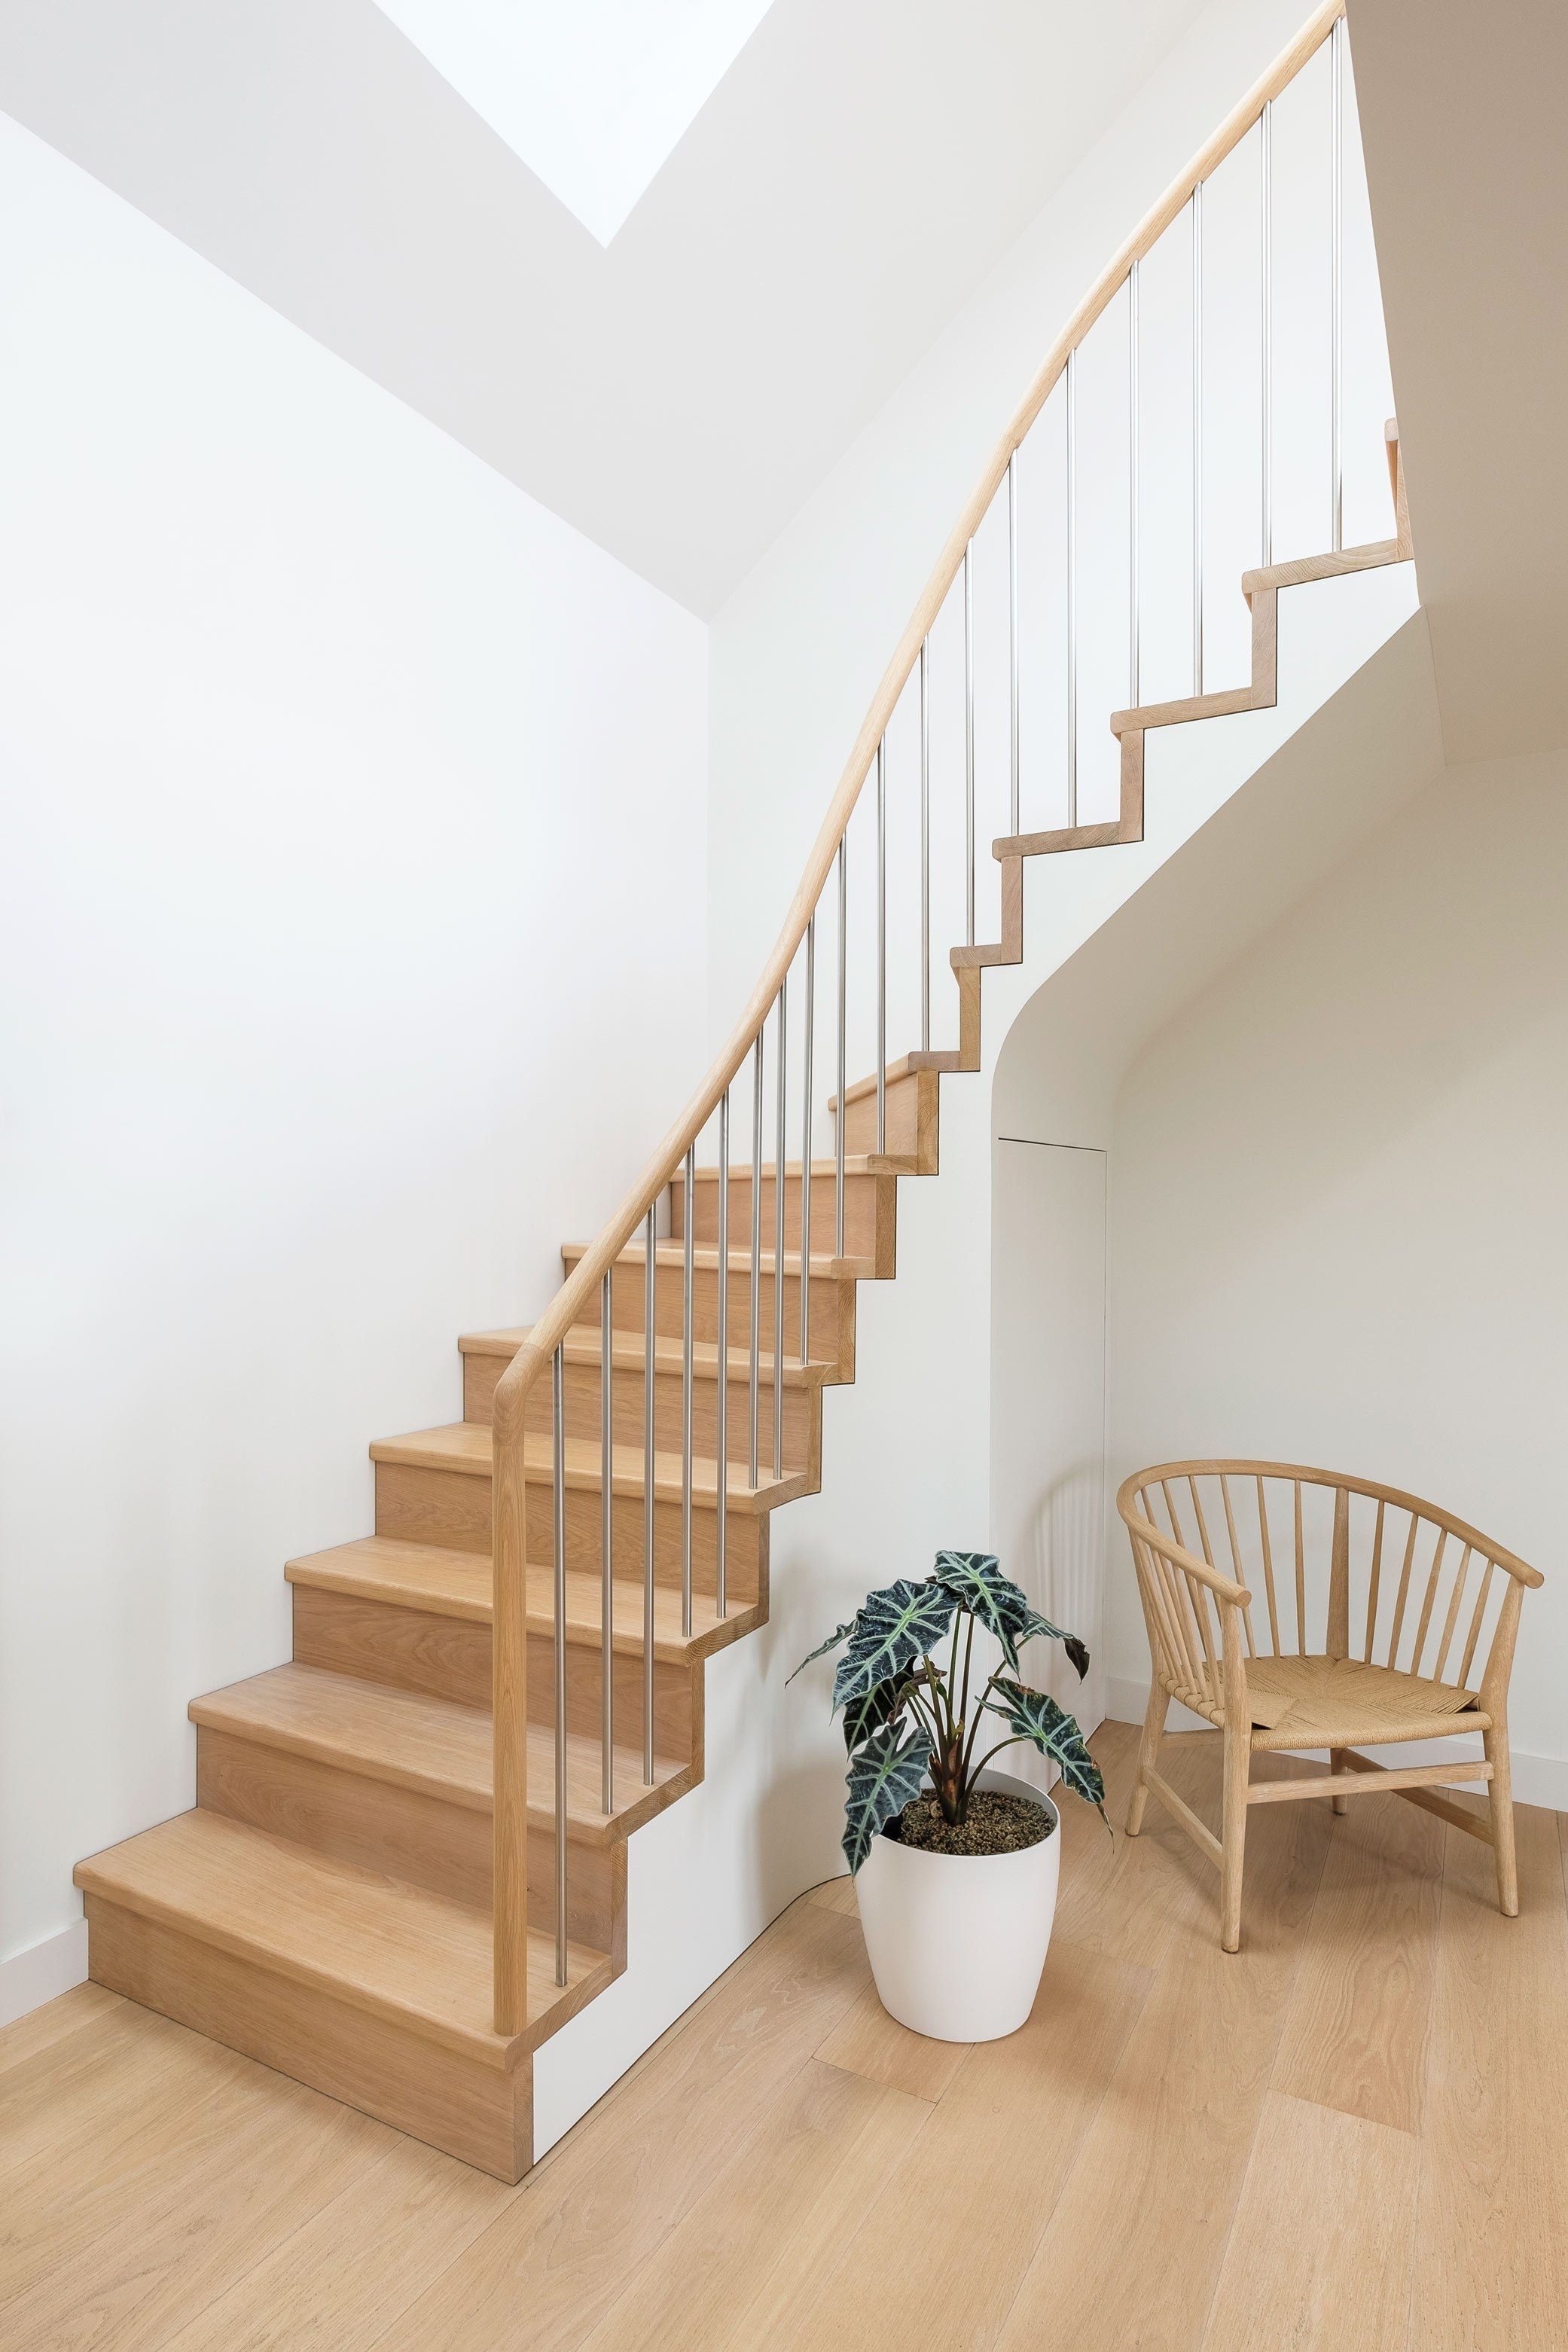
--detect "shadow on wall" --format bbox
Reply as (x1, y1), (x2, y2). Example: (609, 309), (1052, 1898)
(1016, 1454), (1109, 1704)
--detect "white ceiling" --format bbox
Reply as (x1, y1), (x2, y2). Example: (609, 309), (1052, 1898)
(0, 0), (1208, 615)
(1351, 0), (1568, 762)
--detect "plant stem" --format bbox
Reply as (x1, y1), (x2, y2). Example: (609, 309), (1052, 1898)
(921, 1655), (966, 1825)
(956, 1609), (976, 1804)
(921, 1658), (950, 1748)
(904, 1684), (946, 1750)
(969, 1736), (1033, 1777)
(957, 1668), (1002, 1795)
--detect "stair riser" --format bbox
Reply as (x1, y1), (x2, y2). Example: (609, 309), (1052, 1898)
(374, 1460), (768, 1604)
(291, 1583), (696, 1761)
(835, 1068), (938, 1167)
(82, 1896), (531, 2180)
(497, 1353), (817, 1478)
(586, 1251), (856, 1370)
(669, 1169), (894, 1270)
(196, 1725), (621, 1951)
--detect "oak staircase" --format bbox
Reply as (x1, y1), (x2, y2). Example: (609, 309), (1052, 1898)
(74, 1), (1408, 2183)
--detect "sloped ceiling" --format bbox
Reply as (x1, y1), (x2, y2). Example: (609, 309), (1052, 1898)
(0, 0), (1207, 615)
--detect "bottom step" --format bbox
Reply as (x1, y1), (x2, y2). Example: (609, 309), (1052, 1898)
(74, 1808), (608, 2180)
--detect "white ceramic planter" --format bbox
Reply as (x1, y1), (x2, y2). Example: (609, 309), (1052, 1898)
(855, 1765), (1060, 2042)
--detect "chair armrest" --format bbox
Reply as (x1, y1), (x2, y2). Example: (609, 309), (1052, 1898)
(1122, 1510), (1251, 1609)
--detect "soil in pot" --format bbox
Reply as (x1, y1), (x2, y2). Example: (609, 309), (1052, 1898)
(892, 1789), (1056, 1857)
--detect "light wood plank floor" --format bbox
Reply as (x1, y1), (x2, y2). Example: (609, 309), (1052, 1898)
(6, 1721), (1566, 2351)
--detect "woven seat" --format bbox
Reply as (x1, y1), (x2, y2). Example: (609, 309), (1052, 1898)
(1240, 1652), (1484, 1749)
(1118, 1460), (1542, 1951)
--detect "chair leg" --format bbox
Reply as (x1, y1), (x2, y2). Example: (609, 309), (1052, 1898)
(1220, 1722), (1249, 1953)
(1127, 1681), (1168, 1835)
(1485, 1724), (1519, 1917)
(1329, 1746), (1350, 1816)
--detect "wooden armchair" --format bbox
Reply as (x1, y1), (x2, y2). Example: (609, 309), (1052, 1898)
(1118, 1461), (1543, 1952)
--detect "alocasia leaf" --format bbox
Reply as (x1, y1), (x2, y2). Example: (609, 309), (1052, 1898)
(830, 1578), (958, 1713)
(842, 1719), (933, 1874)
(982, 1679), (1109, 1824)
(1016, 1609), (1091, 1682)
(932, 1553), (1092, 1679)
(841, 1668), (916, 1753)
(932, 1551), (1040, 1673)
(786, 1619), (856, 1684)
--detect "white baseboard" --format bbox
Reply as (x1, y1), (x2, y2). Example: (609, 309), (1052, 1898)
(1, 1919), (90, 2030)
(1104, 1676), (1568, 1814)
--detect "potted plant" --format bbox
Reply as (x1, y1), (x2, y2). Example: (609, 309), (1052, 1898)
(792, 1550), (1106, 2041)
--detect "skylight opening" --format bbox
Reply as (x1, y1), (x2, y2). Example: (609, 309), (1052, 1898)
(374, 0), (776, 246)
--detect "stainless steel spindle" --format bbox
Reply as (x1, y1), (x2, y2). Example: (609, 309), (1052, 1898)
(681, 1143), (694, 1639)
(918, 642), (930, 1052)
(552, 1344), (568, 1984)
(1008, 458), (1019, 835)
(1261, 99), (1273, 566)
(642, 1205), (656, 1785)
(1128, 259), (1139, 707)
(875, 739), (886, 1152)
(772, 981), (787, 1480)
(1330, 15), (1344, 552)
(835, 839), (847, 1255)
(800, 915), (814, 1368)
(715, 1091), (728, 1618)
(1192, 179), (1204, 696)
(963, 545), (975, 945)
(1066, 349), (1077, 825)
(600, 1272), (613, 1817)
(749, 1035), (762, 1487)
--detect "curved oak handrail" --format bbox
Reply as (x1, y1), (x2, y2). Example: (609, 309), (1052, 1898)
(492, 0), (1348, 2033)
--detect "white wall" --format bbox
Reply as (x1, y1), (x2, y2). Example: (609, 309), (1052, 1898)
(0, 117), (709, 2008)
(1107, 743), (1568, 1798)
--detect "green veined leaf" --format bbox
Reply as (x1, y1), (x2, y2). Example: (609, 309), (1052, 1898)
(841, 1668), (916, 1753)
(932, 1551), (1039, 1673)
(983, 1679), (1109, 1826)
(1016, 1609), (1091, 1682)
(786, 1618), (856, 1684)
(842, 1719), (933, 1874)
(830, 1579), (958, 1713)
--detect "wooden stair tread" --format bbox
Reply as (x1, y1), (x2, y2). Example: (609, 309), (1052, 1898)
(459, 1325), (834, 1386)
(286, 1535), (761, 1658)
(73, 1809), (606, 2065)
(1240, 535), (1409, 595)
(190, 1662), (685, 1837)
(830, 1060), (928, 1106)
(370, 1420), (810, 1511)
(562, 1238), (875, 1280)
(1109, 682), (1258, 734)
(677, 1155), (908, 1180)
(288, 1535), (493, 1621)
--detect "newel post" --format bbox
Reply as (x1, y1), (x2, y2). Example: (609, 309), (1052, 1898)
(492, 1350), (536, 2037)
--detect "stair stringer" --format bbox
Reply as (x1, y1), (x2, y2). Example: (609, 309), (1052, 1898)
(532, 547), (1422, 2154)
